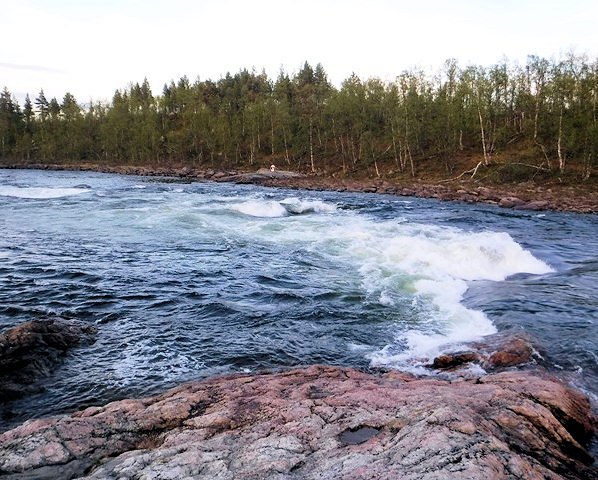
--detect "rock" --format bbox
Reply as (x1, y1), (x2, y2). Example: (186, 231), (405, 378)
(431, 352), (481, 370)
(0, 366), (595, 479)
(173, 167), (191, 177)
(211, 171), (230, 179)
(515, 200), (550, 211)
(477, 186), (496, 199)
(255, 168), (306, 178)
(486, 337), (534, 368)
(499, 196), (526, 208)
(0, 318), (97, 402)
(430, 332), (536, 373)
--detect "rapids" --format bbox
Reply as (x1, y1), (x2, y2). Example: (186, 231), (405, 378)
(0, 169), (596, 430)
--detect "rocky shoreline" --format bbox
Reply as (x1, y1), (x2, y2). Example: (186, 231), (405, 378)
(1, 366), (596, 479)
(2, 163), (597, 214)
(0, 319), (597, 479)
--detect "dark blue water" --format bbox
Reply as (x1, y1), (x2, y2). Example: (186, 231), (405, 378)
(1, 169), (597, 434)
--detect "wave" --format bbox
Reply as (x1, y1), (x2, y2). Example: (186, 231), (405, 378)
(318, 220), (553, 371)
(280, 197), (337, 214)
(0, 186), (90, 199)
(231, 197), (336, 217)
(219, 206), (552, 370)
(232, 200), (289, 217)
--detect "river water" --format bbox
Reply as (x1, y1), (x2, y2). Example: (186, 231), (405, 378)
(1, 169), (597, 432)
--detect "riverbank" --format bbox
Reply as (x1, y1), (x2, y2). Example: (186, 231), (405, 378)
(1, 366), (596, 479)
(2, 163), (597, 213)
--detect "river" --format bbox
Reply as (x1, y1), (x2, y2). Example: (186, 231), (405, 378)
(1, 168), (597, 432)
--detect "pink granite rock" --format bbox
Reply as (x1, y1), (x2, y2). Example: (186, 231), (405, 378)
(0, 366), (595, 479)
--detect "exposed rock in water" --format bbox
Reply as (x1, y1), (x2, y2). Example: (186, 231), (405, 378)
(0, 318), (97, 402)
(429, 332), (537, 372)
(0, 365), (595, 479)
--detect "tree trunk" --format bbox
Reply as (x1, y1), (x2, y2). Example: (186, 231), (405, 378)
(478, 105), (491, 166)
(408, 143), (415, 177)
(270, 113), (275, 156)
(309, 117), (315, 173)
(339, 135), (347, 174)
(350, 136), (357, 165)
(557, 106), (565, 173)
(390, 122), (399, 170)
(283, 130), (290, 165)
(533, 86), (541, 141)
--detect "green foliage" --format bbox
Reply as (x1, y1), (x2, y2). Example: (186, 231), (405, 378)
(2, 56), (598, 180)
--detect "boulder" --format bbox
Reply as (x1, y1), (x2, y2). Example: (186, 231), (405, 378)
(0, 366), (595, 479)
(0, 318), (97, 402)
(515, 200), (550, 211)
(431, 352), (481, 369)
(498, 196), (526, 208)
(429, 332), (536, 372)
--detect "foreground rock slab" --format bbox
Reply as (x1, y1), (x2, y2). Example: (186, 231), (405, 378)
(0, 318), (97, 402)
(1, 366), (596, 479)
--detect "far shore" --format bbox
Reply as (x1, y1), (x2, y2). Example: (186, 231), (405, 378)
(2, 162), (597, 214)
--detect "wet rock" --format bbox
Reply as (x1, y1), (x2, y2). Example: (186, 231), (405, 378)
(431, 352), (481, 370)
(486, 337), (534, 368)
(0, 318), (97, 402)
(0, 365), (595, 479)
(430, 332), (536, 373)
(338, 426), (380, 446)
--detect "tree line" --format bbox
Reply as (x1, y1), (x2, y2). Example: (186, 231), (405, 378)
(1, 55), (597, 181)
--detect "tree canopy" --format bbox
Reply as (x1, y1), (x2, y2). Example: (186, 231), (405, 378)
(1, 56), (597, 181)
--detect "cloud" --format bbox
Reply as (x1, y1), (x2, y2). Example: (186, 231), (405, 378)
(0, 62), (66, 74)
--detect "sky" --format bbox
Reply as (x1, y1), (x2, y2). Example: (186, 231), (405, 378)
(1, 0), (598, 105)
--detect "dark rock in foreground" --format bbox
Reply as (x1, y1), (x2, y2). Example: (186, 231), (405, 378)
(0, 318), (97, 402)
(0, 366), (595, 479)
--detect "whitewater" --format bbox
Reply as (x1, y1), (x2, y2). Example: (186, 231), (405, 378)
(0, 168), (597, 428)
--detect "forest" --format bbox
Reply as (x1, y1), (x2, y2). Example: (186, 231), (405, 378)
(1, 55), (597, 183)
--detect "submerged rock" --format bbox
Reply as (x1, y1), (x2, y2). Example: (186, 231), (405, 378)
(0, 365), (595, 479)
(0, 318), (97, 402)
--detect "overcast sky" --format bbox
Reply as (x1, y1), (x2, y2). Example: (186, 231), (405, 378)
(2, 0), (597, 104)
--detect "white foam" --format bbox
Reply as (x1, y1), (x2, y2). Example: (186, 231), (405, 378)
(230, 197), (336, 218)
(171, 191), (554, 370)
(232, 200), (289, 217)
(320, 220), (553, 369)
(280, 197), (337, 214)
(367, 228), (552, 282)
(0, 186), (90, 199)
